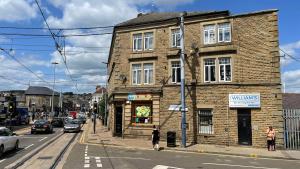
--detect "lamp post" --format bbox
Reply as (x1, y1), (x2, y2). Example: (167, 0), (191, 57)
(102, 62), (108, 127)
(51, 62), (59, 119)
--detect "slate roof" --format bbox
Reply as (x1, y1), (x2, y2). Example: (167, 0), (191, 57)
(116, 11), (229, 27)
(25, 86), (59, 96)
(283, 93), (300, 109)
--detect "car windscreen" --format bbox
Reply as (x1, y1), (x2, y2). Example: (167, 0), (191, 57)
(34, 120), (47, 124)
(67, 120), (79, 124)
(0, 129), (8, 136)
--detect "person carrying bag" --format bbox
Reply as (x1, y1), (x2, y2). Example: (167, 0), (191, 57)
(152, 125), (160, 151)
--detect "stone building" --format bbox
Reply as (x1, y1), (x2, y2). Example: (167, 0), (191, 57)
(25, 86), (59, 113)
(107, 9), (282, 148)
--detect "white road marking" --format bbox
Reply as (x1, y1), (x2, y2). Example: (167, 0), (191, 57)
(24, 144), (34, 150)
(84, 164), (90, 168)
(90, 156), (150, 160)
(202, 163), (281, 169)
(96, 163), (102, 168)
(95, 157), (100, 160)
(96, 159), (101, 163)
(85, 157), (90, 160)
(153, 165), (184, 169)
(85, 160), (90, 163)
(0, 159), (6, 163)
(39, 137), (48, 142)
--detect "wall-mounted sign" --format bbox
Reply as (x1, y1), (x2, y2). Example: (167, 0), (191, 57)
(128, 94), (152, 101)
(229, 93), (260, 108)
(168, 104), (188, 111)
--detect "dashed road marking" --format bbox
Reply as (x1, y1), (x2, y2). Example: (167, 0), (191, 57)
(94, 157), (102, 168)
(84, 164), (90, 168)
(24, 144), (34, 150)
(39, 137), (48, 142)
(0, 159), (6, 163)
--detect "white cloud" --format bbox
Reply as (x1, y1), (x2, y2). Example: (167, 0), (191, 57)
(282, 69), (300, 93)
(280, 40), (300, 66)
(0, 0), (37, 22)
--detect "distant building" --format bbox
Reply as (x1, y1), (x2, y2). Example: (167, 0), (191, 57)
(89, 86), (106, 109)
(283, 93), (300, 109)
(25, 86), (59, 113)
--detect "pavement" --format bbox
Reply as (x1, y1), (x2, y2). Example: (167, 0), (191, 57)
(83, 119), (300, 160)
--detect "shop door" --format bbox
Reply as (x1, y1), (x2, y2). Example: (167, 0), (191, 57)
(237, 109), (252, 145)
(115, 106), (123, 136)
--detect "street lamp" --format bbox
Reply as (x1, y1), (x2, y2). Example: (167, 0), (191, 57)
(102, 61), (108, 127)
(51, 62), (59, 119)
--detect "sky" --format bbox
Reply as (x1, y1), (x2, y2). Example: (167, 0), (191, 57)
(0, 0), (299, 94)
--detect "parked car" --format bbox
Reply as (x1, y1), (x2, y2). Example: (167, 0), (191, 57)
(0, 127), (19, 156)
(78, 114), (86, 124)
(31, 120), (53, 134)
(51, 117), (64, 127)
(64, 119), (81, 133)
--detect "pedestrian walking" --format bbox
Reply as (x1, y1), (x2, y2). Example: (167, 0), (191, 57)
(32, 112), (35, 122)
(266, 126), (276, 151)
(152, 125), (160, 151)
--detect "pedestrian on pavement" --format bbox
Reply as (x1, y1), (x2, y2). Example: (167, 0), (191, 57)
(32, 112), (35, 122)
(266, 126), (276, 151)
(152, 125), (160, 151)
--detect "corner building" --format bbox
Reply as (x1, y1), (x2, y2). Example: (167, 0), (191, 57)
(107, 10), (282, 148)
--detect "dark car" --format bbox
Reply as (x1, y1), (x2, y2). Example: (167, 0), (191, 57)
(31, 120), (53, 134)
(64, 119), (81, 133)
(51, 117), (64, 127)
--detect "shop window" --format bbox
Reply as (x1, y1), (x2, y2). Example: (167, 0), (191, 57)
(204, 58), (216, 82)
(171, 28), (181, 47)
(198, 109), (213, 134)
(171, 60), (181, 83)
(131, 102), (152, 124)
(219, 58), (231, 82)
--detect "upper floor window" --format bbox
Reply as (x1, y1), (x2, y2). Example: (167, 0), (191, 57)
(204, 25), (216, 44)
(144, 32), (153, 50)
(218, 23), (231, 42)
(132, 63), (154, 85)
(219, 58), (231, 82)
(143, 63), (153, 84)
(171, 61), (181, 83)
(171, 28), (181, 47)
(132, 64), (142, 85)
(204, 58), (216, 82)
(133, 33), (142, 51)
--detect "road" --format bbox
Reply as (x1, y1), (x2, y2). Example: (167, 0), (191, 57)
(63, 143), (300, 169)
(0, 127), (63, 168)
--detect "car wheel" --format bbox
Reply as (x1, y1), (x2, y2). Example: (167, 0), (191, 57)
(31, 131), (35, 134)
(0, 145), (4, 157)
(14, 140), (19, 150)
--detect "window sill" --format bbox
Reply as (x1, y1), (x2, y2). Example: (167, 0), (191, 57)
(202, 42), (233, 47)
(131, 50), (154, 54)
(130, 123), (154, 128)
(198, 133), (215, 137)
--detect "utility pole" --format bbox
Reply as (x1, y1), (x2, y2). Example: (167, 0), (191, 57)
(51, 62), (59, 119)
(102, 62), (108, 127)
(180, 12), (186, 148)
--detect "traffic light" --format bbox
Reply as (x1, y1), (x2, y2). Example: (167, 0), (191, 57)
(93, 102), (97, 113)
(8, 101), (14, 113)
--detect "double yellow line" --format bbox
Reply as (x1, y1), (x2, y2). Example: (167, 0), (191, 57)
(79, 120), (90, 144)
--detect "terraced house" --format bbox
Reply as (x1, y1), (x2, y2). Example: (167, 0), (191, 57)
(107, 9), (282, 148)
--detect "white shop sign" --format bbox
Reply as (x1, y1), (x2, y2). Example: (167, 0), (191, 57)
(229, 93), (260, 108)
(168, 105), (188, 111)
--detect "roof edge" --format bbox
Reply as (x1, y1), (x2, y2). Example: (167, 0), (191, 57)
(230, 9), (278, 18)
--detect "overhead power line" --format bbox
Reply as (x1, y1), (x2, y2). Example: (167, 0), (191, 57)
(0, 32), (112, 37)
(0, 25), (114, 30)
(0, 47), (50, 85)
(280, 48), (300, 62)
(35, 0), (79, 93)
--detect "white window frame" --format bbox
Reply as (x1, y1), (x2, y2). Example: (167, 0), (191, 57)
(144, 32), (154, 50)
(171, 28), (181, 48)
(198, 109), (214, 134)
(143, 63), (153, 84)
(204, 25), (216, 44)
(218, 23), (231, 43)
(133, 33), (143, 51)
(171, 60), (181, 84)
(204, 58), (216, 83)
(132, 64), (142, 85)
(219, 58), (232, 82)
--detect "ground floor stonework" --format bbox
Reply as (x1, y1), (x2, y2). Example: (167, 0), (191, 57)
(108, 84), (283, 148)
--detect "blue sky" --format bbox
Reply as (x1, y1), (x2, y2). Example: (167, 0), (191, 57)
(0, 0), (299, 93)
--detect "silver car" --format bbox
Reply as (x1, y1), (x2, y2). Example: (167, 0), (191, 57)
(63, 119), (81, 133)
(0, 127), (19, 156)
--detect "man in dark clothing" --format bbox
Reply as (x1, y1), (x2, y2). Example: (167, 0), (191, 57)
(152, 125), (160, 150)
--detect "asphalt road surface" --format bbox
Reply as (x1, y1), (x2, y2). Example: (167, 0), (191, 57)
(63, 143), (300, 169)
(0, 127), (63, 168)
